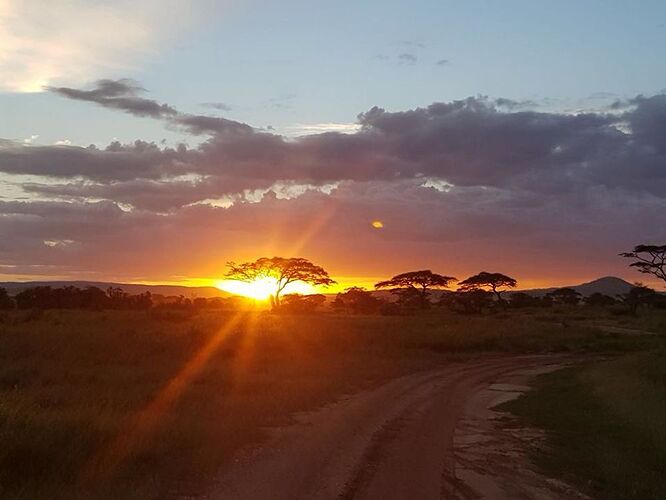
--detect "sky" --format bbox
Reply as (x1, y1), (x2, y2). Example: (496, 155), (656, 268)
(1, 0), (665, 290)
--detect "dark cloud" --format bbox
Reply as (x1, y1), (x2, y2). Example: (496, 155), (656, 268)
(4, 93), (666, 197)
(49, 79), (252, 135)
(435, 59), (449, 66)
(48, 79), (178, 119)
(0, 140), (191, 181)
(494, 97), (539, 110)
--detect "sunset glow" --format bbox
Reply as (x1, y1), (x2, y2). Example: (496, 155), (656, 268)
(216, 277), (316, 300)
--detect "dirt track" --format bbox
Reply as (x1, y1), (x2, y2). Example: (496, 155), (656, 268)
(210, 356), (586, 500)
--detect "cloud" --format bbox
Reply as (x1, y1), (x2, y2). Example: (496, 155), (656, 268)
(398, 53), (418, 65)
(284, 123), (362, 136)
(201, 102), (233, 112)
(48, 79), (178, 118)
(3, 84), (666, 284)
(5, 90), (666, 198)
(2, 180), (665, 284)
(435, 59), (449, 66)
(0, 0), (201, 92)
(49, 79), (253, 135)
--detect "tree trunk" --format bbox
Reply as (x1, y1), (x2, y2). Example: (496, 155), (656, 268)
(420, 286), (429, 308)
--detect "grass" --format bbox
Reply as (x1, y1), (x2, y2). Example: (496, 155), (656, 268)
(0, 308), (664, 499)
(503, 348), (666, 499)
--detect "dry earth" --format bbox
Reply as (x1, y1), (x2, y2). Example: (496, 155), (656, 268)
(205, 356), (588, 500)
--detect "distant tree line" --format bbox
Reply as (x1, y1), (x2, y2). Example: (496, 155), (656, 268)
(0, 286), (153, 311)
(0, 285), (279, 312)
(329, 271), (665, 316)
(2, 243), (663, 315)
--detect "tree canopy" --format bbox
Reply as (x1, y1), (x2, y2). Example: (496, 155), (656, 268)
(620, 244), (666, 286)
(457, 272), (517, 301)
(375, 270), (457, 308)
(619, 284), (657, 315)
(546, 287), (582, 305)
(332, 287), (382, 314)
(225, 257), (335, 307)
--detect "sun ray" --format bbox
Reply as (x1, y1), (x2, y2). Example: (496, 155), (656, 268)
(80, 311), (248, 483)
(286, 200), (338, 256)
(216, 277), (315, 299)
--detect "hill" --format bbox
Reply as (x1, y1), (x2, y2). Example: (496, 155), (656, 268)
(517, 276), (635, 297)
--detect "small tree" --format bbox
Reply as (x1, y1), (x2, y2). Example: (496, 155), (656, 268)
(620, 245), (666, 286)
(457, 272), (517, 303)
(375, 270), (457, 308)
(0, 288), (15, 310)
(509, 292), (541, 308)
(279, 293), (327, 314)
(618, 284), (656, 315)
(332, 287), (381, 314)
(449, 289), (494, 314)
(584, 293), (616, 308)
(546, 287), (582, 306)
(226, 257), (335, 308)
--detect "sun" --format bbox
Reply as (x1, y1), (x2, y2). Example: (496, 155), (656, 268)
(215, 277), (316, 300)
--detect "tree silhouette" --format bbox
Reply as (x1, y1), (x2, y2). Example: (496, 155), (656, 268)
(509, 292), (541, 308)
(332, 287), (382, 314)
(546, 287), (582, 305)
(0, 287), (14, 310)
(620, 245), (666, 286)
(618, 284), (656, 315)
(12, 285), (151, 310)
(584, 292), (616, 308)
(374, 270), (457, 308)
(457, 272), (517, 302)
(225, 257), (335, 308)
(279, 293), (327, 314)
(448, 289), (494, 314)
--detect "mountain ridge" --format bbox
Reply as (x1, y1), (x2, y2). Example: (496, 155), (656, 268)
(513, 276), (636, 297)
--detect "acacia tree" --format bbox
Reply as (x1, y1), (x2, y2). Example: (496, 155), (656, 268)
(620, 245), (666, 286)
(457, 272), (517, 302)
(225, 257), (335, 308)
(374, 270), (457, 308)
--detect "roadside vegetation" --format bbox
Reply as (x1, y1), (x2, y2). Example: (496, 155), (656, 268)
(503, 349), (666, 500)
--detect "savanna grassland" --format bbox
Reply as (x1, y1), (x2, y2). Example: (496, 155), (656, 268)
(0, 307), (664, 499)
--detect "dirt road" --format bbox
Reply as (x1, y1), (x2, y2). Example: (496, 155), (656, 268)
(210, 356), (586, 500)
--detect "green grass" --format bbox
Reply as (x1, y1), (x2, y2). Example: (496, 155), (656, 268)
(0, 308), (664, 499)
(503, 349), (666, 499)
